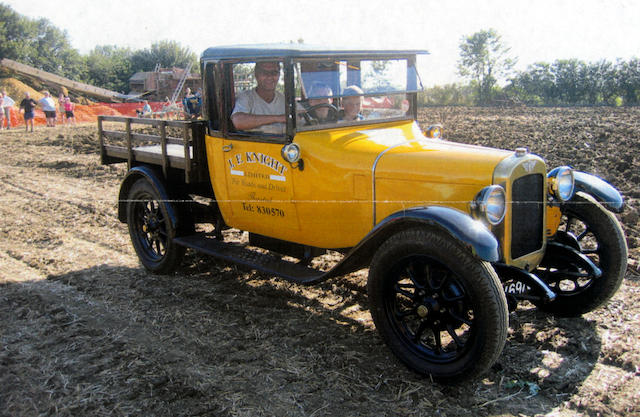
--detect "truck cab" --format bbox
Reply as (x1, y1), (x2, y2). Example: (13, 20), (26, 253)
(201, 46), (425, 247)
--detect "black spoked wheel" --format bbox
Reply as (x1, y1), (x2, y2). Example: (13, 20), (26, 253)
(368, 229), (508, 382)
(536, 192), (627, 316)
(386, 255), (476, 363)
(127, 179), (185, 274)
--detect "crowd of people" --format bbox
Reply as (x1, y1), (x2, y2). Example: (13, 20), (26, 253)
(0, 90), (76, 132)
(1, 87), (201, 132)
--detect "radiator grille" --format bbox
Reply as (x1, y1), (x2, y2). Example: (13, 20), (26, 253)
(511, 174), (544, 259)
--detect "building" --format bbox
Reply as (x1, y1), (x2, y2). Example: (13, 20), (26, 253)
(128, 67), (201, 101)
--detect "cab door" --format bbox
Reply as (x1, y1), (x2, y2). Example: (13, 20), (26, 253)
(219, 138), (299, 237)
(205, 59), (300, 241)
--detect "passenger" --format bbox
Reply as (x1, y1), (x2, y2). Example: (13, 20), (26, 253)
(305, 82), (335, 123)
(339, 85), (364, 122)
(231, 61), (286, 134)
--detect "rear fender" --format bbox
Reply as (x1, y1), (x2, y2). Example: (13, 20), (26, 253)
(573, 171), (624, 213)
(117, 166), (178, 230)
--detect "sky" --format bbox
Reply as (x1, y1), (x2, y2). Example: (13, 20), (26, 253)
(4, 0), (640, 86)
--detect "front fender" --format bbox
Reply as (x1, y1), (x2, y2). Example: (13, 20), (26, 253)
(573, 171), (624, 213)
(373, 207), (500, 262)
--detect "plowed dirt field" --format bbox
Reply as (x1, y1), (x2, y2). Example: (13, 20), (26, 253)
(1, 107), (638, 416)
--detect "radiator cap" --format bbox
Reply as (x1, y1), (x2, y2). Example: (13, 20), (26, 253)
(515, 147), (529, 157)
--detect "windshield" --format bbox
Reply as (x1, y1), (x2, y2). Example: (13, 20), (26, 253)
(294, 58), (418, 129)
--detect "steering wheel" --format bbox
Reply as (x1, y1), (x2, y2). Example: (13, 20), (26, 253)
(301, 103), (339, 125)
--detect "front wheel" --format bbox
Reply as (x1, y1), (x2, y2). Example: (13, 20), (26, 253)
(535, 192), (627, 316)
(126, 178), (186, 274)
(367, 229), (508, 382)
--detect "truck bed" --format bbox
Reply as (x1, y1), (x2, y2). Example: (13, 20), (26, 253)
(98, 116), (208, 183)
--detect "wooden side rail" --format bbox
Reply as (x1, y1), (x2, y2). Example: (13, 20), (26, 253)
(98, 116), (208, 184)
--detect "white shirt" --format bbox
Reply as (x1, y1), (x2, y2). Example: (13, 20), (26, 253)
(232, 88), (285, 134)
(1, 95), (14, 108)
(39, 97), (56, 112)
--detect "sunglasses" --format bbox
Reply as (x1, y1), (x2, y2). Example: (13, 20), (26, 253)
(257, 70), (280, 76)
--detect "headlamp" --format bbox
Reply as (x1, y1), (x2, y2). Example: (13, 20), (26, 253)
(471, 185), (506, 225)
(547, 166), (575, 202)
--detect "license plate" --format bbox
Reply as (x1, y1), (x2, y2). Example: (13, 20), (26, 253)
(503, 281), (531, 295)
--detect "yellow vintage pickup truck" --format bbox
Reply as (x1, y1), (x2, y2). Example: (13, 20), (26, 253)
(99, 44), (627, 381)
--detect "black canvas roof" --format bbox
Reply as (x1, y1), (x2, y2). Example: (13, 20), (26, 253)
(201, 43), (429, 61)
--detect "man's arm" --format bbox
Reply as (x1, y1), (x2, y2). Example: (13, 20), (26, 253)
(230, 112), (285, 130)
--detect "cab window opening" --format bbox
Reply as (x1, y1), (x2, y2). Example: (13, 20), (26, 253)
(227, 60), (287, 139)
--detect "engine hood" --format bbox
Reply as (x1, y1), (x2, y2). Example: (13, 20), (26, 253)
(369, 125), (511, 185)
(295, 120), (513, 179)
(329, 121), (512, 184)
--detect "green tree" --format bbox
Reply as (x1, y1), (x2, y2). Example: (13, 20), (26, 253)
(580, 60), (616, 105)
(506, 62), (556, 105)
(616, 58), (640, 105)
(130, 40), (198, 73)
(552, 59), (584, 104)
(0, 4), (33, 62)
(457, 29), (516, 105)
(85, 45), (133, 93)
(0, 5), (86, 81)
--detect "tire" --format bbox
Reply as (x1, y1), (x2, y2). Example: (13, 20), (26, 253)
(126, 178), (186, 274)
(367, 229), (508, 382)
(536, 192), (627, 316)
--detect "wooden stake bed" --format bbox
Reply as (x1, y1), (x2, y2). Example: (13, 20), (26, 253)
(98, 115), (208, 183)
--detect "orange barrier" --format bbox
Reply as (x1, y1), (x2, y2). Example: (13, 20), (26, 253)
(98, 102), (171, 117)
(2, 101), (182, 128)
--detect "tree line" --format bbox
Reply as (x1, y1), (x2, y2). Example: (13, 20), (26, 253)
(0, 4), (198, 94)
(422, 29), (640, 107)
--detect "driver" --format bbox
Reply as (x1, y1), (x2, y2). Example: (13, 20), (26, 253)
(231, 61), (286, 134)
(305, 82), (334, 123)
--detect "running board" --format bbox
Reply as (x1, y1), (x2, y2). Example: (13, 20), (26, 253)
(174, 234), (330, 284)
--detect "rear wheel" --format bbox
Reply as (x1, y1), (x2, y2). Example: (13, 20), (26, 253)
(536, 192), (627, 316)
(367, 229), (508, 382)
(126, 178), (186, 274)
